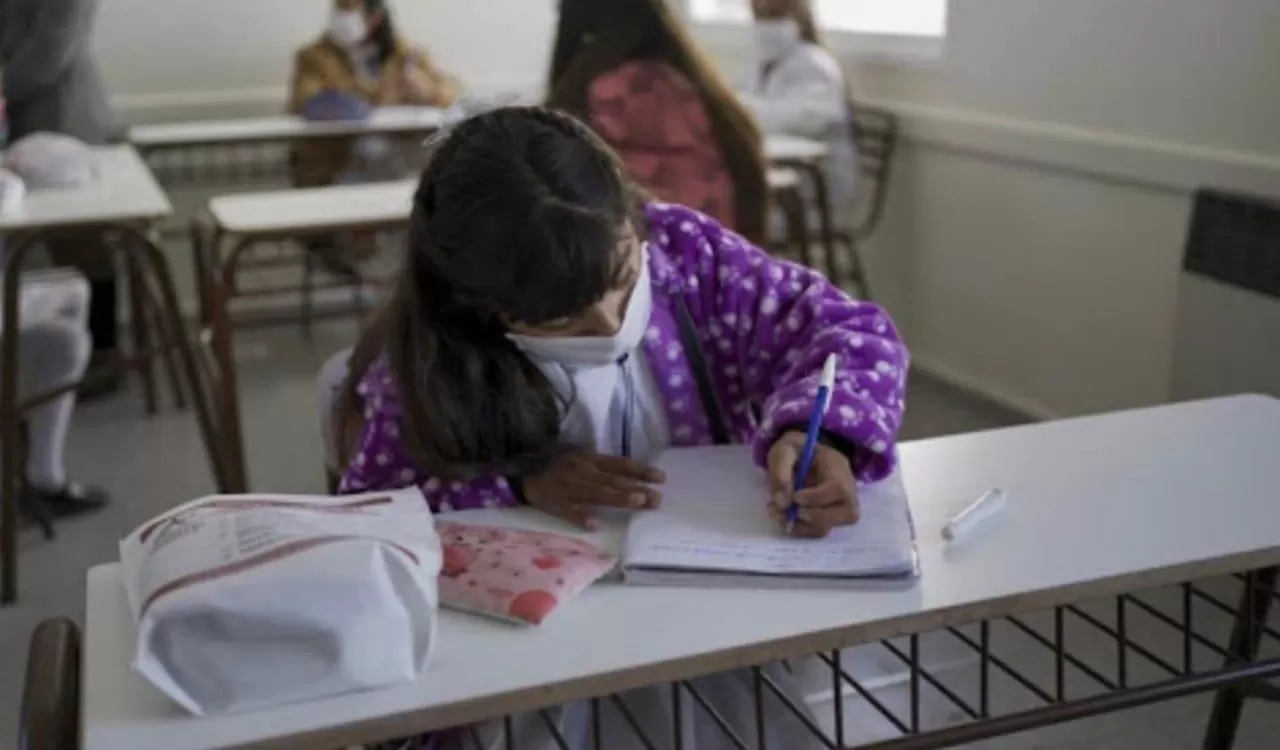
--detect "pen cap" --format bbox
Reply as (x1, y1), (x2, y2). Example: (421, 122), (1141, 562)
(941, 489), (1007, 541)
(820, 354), (838, 391)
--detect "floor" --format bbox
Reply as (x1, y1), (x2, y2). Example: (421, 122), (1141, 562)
(0, 318), (1276, 748)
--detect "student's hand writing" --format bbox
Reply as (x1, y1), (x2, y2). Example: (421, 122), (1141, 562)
(522, 453), (666, 530)
(766, 432), (859, 538)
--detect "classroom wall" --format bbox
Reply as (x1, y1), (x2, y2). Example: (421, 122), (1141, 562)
(94, 0), (559, 118)
(94, 0), (1280, 418)
(848, 0), (1280, 418)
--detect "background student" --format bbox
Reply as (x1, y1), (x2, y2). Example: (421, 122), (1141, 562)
(2, 270), (110, 520)
(290, 0), (459, 188)
(289, 0), (460, 278)
(1, 0), (122, 397)
(546, 0), (769, 244)
(742, 0), (858, 228)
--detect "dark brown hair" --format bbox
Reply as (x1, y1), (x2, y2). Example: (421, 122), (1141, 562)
(546, 0), (768, 243)
(339, 107), (644, 479)
(788, 0), (823, 45)
(354, 0), (397, 65)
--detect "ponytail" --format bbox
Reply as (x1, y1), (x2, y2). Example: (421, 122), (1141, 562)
(340, 226), (567, 480)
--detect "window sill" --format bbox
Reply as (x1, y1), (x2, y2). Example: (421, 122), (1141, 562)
(830, 31), (945, 66)
(691, 21), (945, 68)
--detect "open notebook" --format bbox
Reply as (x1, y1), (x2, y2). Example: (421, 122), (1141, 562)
(622, 445), (919, 588)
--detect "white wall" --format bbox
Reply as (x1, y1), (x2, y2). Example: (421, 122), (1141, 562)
(92, 0), (1280, 418)
(841, 0), (1280, 418)
(95, 0), (558, 119)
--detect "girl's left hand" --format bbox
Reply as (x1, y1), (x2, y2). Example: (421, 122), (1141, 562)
(766, 432), (860, 538)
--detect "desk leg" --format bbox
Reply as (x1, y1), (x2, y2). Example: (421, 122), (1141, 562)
(1201, 566), (1279, 749)
(123, 247), (159, 415)
(187, 223), (228, 493)
(144, 226), (188, 412)
(189, 220), (213, 327)
(778, 187), (815, 270)
(210, 233), (248, 492)
(213, 276), (249, 493)
(2, 236), (44, 604)
(191, 224), (248, 492)
(805, 166), (840, 285)
(118, 227), (234, 494)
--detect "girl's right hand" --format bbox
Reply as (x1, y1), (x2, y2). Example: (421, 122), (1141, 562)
(522, 453), (666, 530)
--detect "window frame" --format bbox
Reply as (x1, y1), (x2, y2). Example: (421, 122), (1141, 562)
(682, 0), (946, 64)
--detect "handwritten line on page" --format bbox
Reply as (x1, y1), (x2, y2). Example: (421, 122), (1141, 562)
(623, 446), (917, 583)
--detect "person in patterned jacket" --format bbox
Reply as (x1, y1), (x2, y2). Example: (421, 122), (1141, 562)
(336, 106), (907, 541)
(546, 0), (769, 244)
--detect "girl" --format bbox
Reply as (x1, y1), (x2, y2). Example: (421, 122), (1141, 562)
(340, 104), (905, 531)
(2, 9), (123, 396)
(338, 106), (905, 749)
(742, 0), (858, 229)
(290, 0), (459, 188)
(547, 0), (769, 244)
(338, 106), (905, 536)
(290, 0), (459, 277)
(0, 79), (108, 524)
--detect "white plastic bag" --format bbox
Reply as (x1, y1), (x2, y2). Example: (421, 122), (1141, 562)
(3, 132), (94, 188)
(119, 488), (441, 716)
(0, 168), (26, 214)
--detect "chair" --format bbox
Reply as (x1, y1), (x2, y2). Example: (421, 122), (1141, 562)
(767, 167), (817, 270)
(834, 103), (900, 300)
(317, 348), (353, 493)
(20, 617), (81, 750)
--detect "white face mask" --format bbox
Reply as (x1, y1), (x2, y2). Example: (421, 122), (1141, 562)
(328, 10), (368, 47)
(509, 247), (657, 457)
(754, 18), (803, 62)
(508, 248), (653, 368)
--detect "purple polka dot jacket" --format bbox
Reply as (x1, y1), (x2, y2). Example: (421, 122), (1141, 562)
(339, 203), (909, 510)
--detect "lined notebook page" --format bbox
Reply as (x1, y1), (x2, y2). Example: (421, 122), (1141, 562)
(624, 446), (915, 577)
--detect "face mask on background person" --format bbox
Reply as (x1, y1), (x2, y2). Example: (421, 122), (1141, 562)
(328, 10), (368, 47)
(754, 18), (803, 61)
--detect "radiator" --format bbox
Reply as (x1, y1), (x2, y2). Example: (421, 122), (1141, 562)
(1171, 189), (1280, 401)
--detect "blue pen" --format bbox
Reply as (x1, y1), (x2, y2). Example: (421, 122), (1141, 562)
(786, 354), (839, 535)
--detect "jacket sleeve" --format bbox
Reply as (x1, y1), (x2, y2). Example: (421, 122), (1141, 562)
(740, 52), (847, 139)
(2, 0), (97, 104)
(337, 361), (521, 513)
(741, 89), (845, 140)
(664, 207), (908, 481)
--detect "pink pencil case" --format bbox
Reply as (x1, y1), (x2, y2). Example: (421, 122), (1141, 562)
(436, 522), (617, 625)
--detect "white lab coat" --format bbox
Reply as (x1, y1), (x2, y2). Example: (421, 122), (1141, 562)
(741, 43), (858, 231)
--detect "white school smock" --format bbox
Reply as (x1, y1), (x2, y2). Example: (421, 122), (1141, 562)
(742, 43), (859, 231)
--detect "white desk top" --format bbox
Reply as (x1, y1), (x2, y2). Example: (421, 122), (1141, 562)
(203, 136), (824, 238)
(208, 179), (416, 236)
(0, 146), (171, 233)
(82, 395), (1280, 750)
(764, 134), (828, 163)
(131, 112), (815, 167)
(128, 107), (448, 149)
